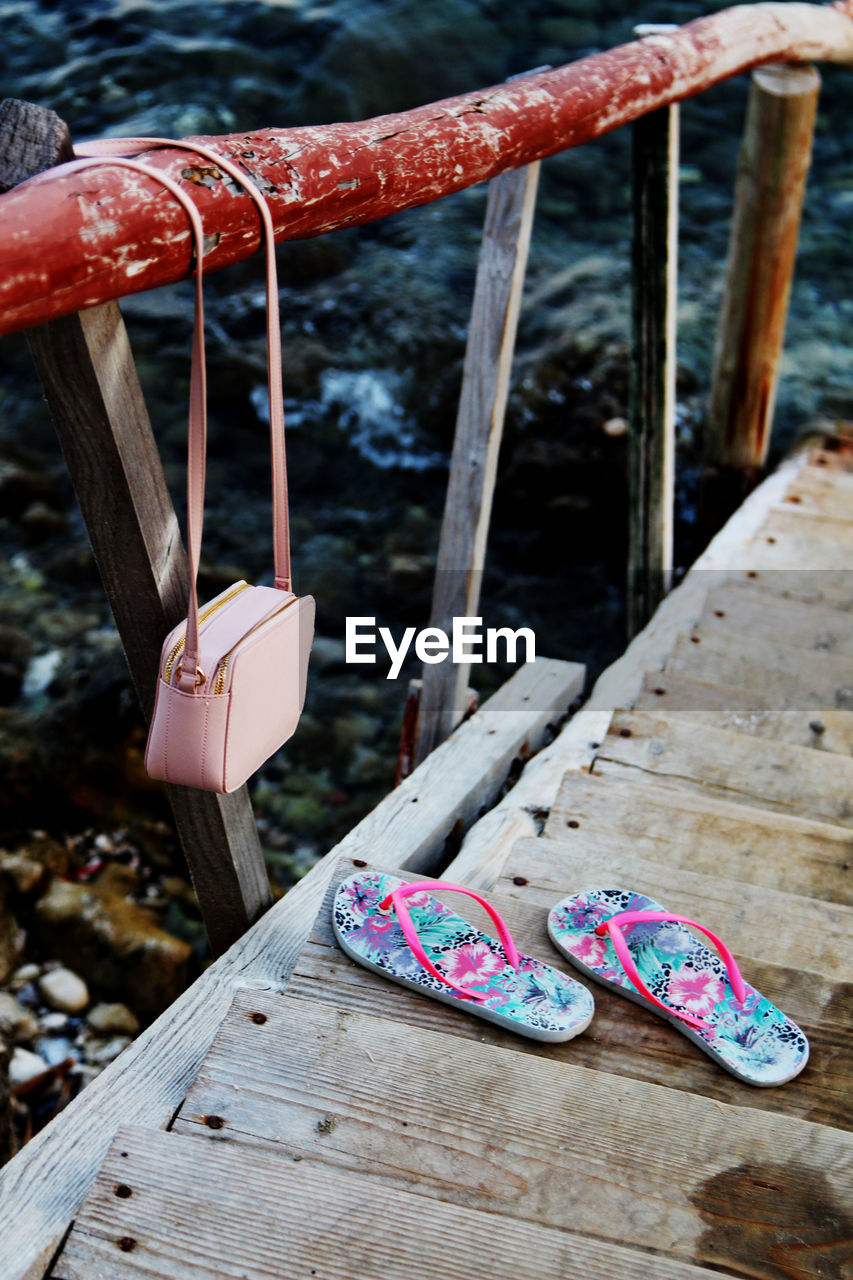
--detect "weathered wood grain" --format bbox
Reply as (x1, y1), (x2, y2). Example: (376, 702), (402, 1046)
(666, 629), (853, 707)
(594, 708), (853, 828)
(168, 990), (852, 1278)
(780, 464), (853, 521)
(3, 4), (853, 335)
(449, 452), (815, 887)
(497, 837), (851, 979)
(700, 584), (853, 655)
(54, 1124), (742, 1280)
(341, 657), (583, 874)
(0, 662), (580, 1280)
(635, 673), (853, 754)
(544, 770), (853, 905)
(445, 706), (609, 891)
(724, 566), (853, 609)
(414, 162), (540, 764)
(734, 529), (853, 573)
(705, 64), (820, 477)
(760, 504), (853, 548)
(287, 876), (850, 1129)
(0, 99), (72, 192)
(628, 100), (678, 635)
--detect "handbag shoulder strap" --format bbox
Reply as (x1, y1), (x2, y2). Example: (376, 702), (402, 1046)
(67, 137), (291, 683)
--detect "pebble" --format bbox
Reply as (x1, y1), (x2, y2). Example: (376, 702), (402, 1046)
(41, 1011), (70, 1032)
(10, 963), (40, 985)
(87, 1003), (140, 1036)
(87, 1035), (131, 1065)
(38, 968), (90, 1014)
(9, 1047), (48, 1088)
(0, 992), (39, 1043)
(37, 1036), (76, 1067)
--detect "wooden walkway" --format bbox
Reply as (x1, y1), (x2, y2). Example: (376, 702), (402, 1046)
(18, 440), (853, 1277)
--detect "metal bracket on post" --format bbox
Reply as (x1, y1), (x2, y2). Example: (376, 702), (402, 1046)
(0, 98), (272, 955)
(628, 24), (679, 638)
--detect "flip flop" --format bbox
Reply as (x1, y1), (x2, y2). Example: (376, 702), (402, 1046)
(547, 888), (809, 1085)
(333, 871), (595, 1042)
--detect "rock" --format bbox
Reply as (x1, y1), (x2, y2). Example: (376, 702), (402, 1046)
(6, 834), (68, 884)
(87, 1003), (140, 1036)
(0, 849), (45, 894)
(40, 1012), (70, 1032)
(0, 993), (39, 1043)
(34, 878), (191, 1020)
(0, 879), (26, 985)
(37, 1036), (76, 1067)
(9, 1046), (48, 1088)
(39, 968), (90, 1014)
(87, 1035), (131, 1066)
(10, 963), (39, 984)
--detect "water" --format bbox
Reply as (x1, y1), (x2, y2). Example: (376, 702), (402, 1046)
(0, 0), (851, 867)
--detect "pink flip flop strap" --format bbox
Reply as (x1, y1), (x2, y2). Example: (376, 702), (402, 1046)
(379, 880), (521, 1003)
(594, 909), (748, 1031)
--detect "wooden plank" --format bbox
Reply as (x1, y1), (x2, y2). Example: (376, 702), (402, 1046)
(54, 1125), (742, 1280)
(497, 837), (851, 980)
(780, 465), (853, 520)
(808, 446), (853, 474)
(761, 504), (853, 548)
(701, 64), (820, 527)
(0, 662), (581, 1280)
(287, 874), (851, 1128)
(735, 528), (853, 572)
(10, 103), (271, 955)
(447, 454), (815, 889)
(589, 450), (810, 710)
(628, 99), (678, 635)
(544, 770), (853, 905)
(595, 708), (853, 829)
(169, 990), (852, 1278)
(444, 706), (608, 891)
(723, 566), (853, 610)
(414, 162), (540, 764)
(700, 584), (853, 655)
(635, 672), (853, 755)
(353, 657), (583, 872)
(666, 629), (853, 707)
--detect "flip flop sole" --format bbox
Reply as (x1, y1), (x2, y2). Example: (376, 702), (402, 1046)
(333, 872), (594, 1043)
(548, 888), (809, 1086)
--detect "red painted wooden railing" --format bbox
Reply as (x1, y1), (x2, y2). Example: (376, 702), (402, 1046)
(1, 1), (852, 337)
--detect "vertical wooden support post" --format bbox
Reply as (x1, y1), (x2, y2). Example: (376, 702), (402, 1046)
(701, 63), (820, 529)
(628, 84), (679, 638)
(0, 99), (272, 955)
(410, 162), (540, 769)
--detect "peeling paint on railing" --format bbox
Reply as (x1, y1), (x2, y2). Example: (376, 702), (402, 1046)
(0, 1), (851, 336)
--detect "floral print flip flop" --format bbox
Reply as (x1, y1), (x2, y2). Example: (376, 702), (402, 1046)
(333, 871), (595, 1042)
(548, 888), (809, 1086)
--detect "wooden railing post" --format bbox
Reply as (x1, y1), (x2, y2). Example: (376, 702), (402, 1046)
(628, 25), (680, 637)
(700, 62), (820, 530)
(409, 162), (540, 769)
(0, 99), (272, 955)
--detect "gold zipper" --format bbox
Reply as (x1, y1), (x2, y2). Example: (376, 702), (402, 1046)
(163, 582), (250, 684)
(213, 595), (299, 694)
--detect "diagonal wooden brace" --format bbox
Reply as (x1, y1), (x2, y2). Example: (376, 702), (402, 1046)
(1, 98), (272, 954)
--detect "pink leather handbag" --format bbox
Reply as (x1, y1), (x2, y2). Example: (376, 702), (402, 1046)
(70, 137), (315, 793)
